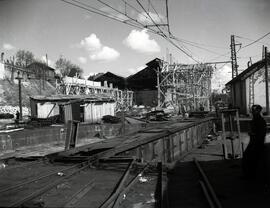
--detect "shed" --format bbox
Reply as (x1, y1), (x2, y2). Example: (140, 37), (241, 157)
(225, 58), (270, 115)
(30, 94), (115, 123)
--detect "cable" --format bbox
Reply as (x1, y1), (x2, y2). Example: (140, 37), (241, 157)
(148, 0), (165, 25)
(120, 0), (148, 19)
(136, 0), (167, 37)
(240, 32), (270, 49)
(175, 38), (230, 57)
(235, 35), (270, 47)
(96, 0), (146, 28)
(165, 0), (171, 35)
(136, 0), (201, 63)
(61, 0), (144, 30)
(172, 36), (227, 49)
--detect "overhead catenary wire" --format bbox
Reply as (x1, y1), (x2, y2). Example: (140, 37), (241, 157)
(175, 38), (230, 57)
(148, 0), (166, 25)
(135, 0), (202, 63)
(238, 31), (270, 50)
(235, 34), (270, 48)
(61, 0), (167, 38)
(61, 0), (227, 66)
(136, 0), (167, 37)
(61, 0), (146, 31)
(96, 0), (148, 29)
(172, 36), (228, 49)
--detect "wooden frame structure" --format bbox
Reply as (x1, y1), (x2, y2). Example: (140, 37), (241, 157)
(157, 61), (213, 111)
(56, 77), (133, 112)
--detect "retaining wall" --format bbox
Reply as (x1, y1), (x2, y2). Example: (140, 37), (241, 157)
(117, 119), (213, 164)
(0, 122), (155, 152)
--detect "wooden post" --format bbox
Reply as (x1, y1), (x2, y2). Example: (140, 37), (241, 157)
(236, 110), (242, 157)
(265, 46), (269, 115)
(221, 112), (228, 159)
(157, 67), (161, 107)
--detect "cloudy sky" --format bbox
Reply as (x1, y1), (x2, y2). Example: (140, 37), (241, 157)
(1, 0), (270, 89)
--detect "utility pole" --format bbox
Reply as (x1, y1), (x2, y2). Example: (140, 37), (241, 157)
(15, 72), (23, 120)
(230, 35), (241, 78)
(264, 46), (269, 115)
(157, 62), (162, 108)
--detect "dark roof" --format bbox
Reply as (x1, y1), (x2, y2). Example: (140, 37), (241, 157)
(26, 62), (55, 72)
(146, 58), (162, 68)
(226, 59), (265, 86)
(30, 94), (115, 103)
(126, 66), (157, 90)
(93, 71), (126, 90)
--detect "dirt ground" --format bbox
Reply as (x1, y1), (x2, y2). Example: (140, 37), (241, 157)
(167, 132), (270, 208)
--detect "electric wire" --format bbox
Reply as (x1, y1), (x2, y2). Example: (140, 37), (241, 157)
(239, 32), (270, 50)
(235, 35), (270, 47)
(96, 0), (147, 29)
(61, 0), (227, 66)
(61, 0), (144, 30)
(148, 0), (165, 25)
(135, 0), (202, 63)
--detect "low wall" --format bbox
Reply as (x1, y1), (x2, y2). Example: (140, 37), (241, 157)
(0, 122), (154, 152)
(116, 119), (213, 164)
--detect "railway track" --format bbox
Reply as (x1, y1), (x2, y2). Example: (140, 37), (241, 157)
(167, 158), (223, 208)
(0, 147), (161, 207)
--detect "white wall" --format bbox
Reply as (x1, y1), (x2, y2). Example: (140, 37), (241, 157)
(245, 67), (270, 113)
(84, 102), (115, 123)
(37, 102), (59, 118)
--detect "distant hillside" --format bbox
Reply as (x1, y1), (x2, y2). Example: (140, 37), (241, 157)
(0, 79), (56, 108)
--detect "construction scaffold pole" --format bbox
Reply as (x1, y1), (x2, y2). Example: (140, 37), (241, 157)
(265, 46), (269, 115)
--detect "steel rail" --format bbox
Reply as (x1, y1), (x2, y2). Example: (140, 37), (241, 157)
(111, 164), (149, 208)
(199, 180), (215, 208)
(194, 158), (222, 208)
(0, 163), (82, 194)
(8, 163), (91, 207)
(0, 160), (43, 172)
(99, 159), (135, 208)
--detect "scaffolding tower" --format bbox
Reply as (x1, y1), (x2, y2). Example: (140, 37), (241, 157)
(157, 61), (213, 112)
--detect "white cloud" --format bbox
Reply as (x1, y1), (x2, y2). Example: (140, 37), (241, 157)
(78, 56), (87, 64)
(211, 65), (232, 92)
(3, 43), (15, 50)
(124, 29), (160, 53)
(80, 34), (101, 51)
(41, 56), (53, 67)
(90, 46), (119, 61)
(79, 33), (120, 62)
(137, 12), (165, 24)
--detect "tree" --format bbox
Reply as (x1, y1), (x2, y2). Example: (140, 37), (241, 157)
(55, 56), (83, 77)
(15, 50), (35, 66)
